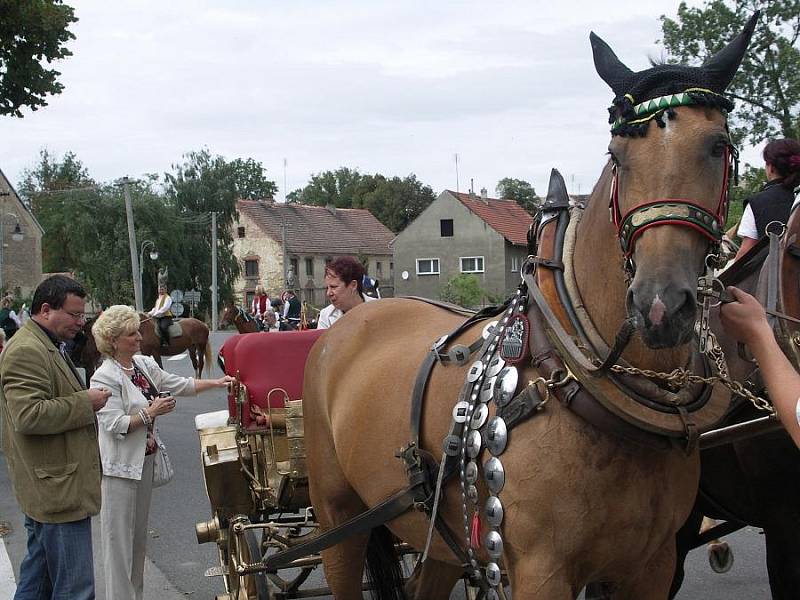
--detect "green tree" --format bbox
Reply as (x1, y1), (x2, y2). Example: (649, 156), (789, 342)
(164, 149), (242, 316)
(660, 1), (800, 143)
(288, 168), (435, 232)
(496, 178), (539, 214)
(229, 157), (278, 200)
(440, 274), (484, 308)
(0, 0), (78, 117)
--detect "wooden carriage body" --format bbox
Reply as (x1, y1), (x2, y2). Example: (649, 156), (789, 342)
(194, 330), (324, 600)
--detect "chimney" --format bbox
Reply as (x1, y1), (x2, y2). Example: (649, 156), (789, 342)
(326, 203), (337, 215)
(480, 187), (488, 203)
(258, 195), (275, 204)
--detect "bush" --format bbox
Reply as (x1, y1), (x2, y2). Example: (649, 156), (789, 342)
(440, 274), (484, 308)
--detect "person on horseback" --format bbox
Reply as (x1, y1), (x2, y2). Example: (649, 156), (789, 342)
(147, 284), (173, 348)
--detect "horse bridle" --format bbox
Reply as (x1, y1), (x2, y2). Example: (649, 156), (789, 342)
(608, 89), (739, 272)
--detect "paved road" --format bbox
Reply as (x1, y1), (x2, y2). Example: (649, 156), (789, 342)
(0, 330), (775, 598)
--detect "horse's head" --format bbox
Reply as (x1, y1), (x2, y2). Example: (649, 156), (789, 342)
(220, 304), (237, 328)
(590, 13), (757, 348)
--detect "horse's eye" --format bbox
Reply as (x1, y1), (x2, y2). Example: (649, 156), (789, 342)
(711, 139), (729, 157)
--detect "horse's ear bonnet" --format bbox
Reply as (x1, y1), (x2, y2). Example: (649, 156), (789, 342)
(591, 12), (759, 135)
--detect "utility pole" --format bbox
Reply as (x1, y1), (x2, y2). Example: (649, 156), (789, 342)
(211, 211), (218, 331)
(122, 177), (142, 311)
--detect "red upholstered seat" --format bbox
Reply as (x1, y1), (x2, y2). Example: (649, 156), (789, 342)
(221, 330), (324, 428)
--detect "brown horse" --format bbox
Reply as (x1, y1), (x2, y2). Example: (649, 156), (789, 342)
(74, 314), (211, 378)
(302, 17), (757, 600)
(140, 315), (211, 377)
(220, 303), (259, 334)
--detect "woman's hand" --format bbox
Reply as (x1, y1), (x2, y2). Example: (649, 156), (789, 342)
(148, 394), (176, 417)
(720, 286), (773, 347)
(216, 375), (235, 388)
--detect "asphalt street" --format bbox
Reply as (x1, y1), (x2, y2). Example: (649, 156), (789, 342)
(0, 330), (775, 599)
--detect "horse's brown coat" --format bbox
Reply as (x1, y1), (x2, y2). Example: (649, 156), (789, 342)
(304, 109), (731, 599)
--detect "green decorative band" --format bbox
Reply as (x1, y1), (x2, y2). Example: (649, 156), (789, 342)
(619, 201), (722, 256)
(611, 88), (729, 133)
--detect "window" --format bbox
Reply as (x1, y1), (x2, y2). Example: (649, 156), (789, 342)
(416, 258), (440, 275)
(245, 292), (255, 307)
(440, 219), (454, 237)
(305, 258), (314, 277)
(510, 256), (520, 272)
(376, 262), (383, 276)
(290, 257), (299, 277)
(460, 256), (484, 273)
(244, 259), (259, 278)
(237, 226), (245, 238)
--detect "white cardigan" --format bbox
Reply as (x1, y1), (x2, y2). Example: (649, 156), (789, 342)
(91, 354), (196, 480)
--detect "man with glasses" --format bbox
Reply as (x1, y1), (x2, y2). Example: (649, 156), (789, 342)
(0, 274), (111, 599)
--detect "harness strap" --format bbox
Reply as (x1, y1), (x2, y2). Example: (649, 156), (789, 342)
(262, 486), (418, 570)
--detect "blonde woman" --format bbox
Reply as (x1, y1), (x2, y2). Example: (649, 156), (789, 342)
(90, 305), (232, 600)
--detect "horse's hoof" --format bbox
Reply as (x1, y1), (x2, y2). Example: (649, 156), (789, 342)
(708, 541), (734, 573)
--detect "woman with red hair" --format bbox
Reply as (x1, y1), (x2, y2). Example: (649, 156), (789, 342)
(317, 257), (376, 329)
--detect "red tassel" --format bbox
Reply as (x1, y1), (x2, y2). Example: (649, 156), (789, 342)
(470, 512), (481, 549)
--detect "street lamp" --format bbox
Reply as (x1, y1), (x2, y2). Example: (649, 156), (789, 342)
(137, 240), (159, 311)
(0, 213), (24, 293)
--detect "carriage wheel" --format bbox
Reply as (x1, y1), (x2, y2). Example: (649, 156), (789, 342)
(265, 567), (314, 594)
(708, 541), (734, 574)
(227, 518), (273, 600)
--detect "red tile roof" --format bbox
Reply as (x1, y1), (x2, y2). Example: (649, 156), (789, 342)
(449, 191), (534, 246)
(238, 200), (394, 255)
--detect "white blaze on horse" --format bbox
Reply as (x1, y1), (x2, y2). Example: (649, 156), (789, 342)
(302, 14), (758, 600)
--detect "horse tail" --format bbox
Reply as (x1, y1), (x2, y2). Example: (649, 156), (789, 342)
(364, 525), (406, 600)
(204, 341), (212, 375)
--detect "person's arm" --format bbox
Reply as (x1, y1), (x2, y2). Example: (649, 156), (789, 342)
(193, 375), (233, 394)
(150, 295), (173, 318)
(2, 342), (109, 434)
(720, 286), (800, 448)
(734, 203), (758, 261)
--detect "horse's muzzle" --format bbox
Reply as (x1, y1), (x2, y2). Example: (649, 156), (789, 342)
(626, 283), (697, 349)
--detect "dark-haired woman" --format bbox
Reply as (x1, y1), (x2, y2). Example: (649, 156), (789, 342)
(735, 138), (800, 260)
(317, 256), (376, 329)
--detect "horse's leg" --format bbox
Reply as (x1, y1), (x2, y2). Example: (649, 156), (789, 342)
(307, 414), (371, 599)
(669, 505), (704, 599)
(700, 516), (733, 574)
(189, 345), (199, 378)
(404, 557), (462, 600)
(764, 524), (800, 600)
(614, 542), (677, 600)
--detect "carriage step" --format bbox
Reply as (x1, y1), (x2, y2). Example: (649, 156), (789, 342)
(204, 565), (228, 577)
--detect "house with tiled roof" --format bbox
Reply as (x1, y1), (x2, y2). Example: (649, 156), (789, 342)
(393, 189), (534, 302)
(232, 199), (395, 307)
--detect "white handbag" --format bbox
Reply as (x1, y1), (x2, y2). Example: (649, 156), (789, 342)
(152, 431), (174, 488)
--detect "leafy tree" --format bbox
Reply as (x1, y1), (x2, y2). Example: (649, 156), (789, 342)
(164, 149), (242, 316)
(288, 168), (435, 232)
(496, 178), (539, 214)
(0, 0), (78, 117)
(229, 157), (278, 200)
(660, 1), (800, 143)
(440, 274), (484, 308)
(361, 174), (436, 232)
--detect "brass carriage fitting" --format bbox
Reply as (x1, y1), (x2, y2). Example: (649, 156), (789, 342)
(195, 516), (221, 544)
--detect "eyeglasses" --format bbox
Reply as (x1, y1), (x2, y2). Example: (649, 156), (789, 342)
(63, 310), (87, 321)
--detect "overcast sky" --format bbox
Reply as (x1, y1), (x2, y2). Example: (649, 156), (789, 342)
(3, 0), (762, 200)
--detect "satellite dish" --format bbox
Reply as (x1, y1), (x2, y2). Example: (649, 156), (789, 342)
(170, 289), (184, 302)
(171, 302), (185, 317)
(401, 270), (409, 280)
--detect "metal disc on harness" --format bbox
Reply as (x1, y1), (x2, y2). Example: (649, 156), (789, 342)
(485, 496), (504, 527)
(484, 457), (505, 493)
(485, 530), (504, 559)
(466, 430), (482, 458)
(470, 403), (489, 429)
(444, 434), (461, 456)
(493, 367), (519, 407)
(465, 460), (479, 484)
(453, 401), (470, 423)
(486, 355), (505, 378)
(486, 416), (508, 456)
(486, 590), (500, 600)
(480, 377), (497, 403)
(467, 360), (485, 382)
(486, 562), (503, 587)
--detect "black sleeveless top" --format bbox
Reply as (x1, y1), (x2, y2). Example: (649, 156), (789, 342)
(746, 179), (795, 239)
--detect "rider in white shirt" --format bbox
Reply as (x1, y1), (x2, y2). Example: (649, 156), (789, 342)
(147, 286), (173, 347)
